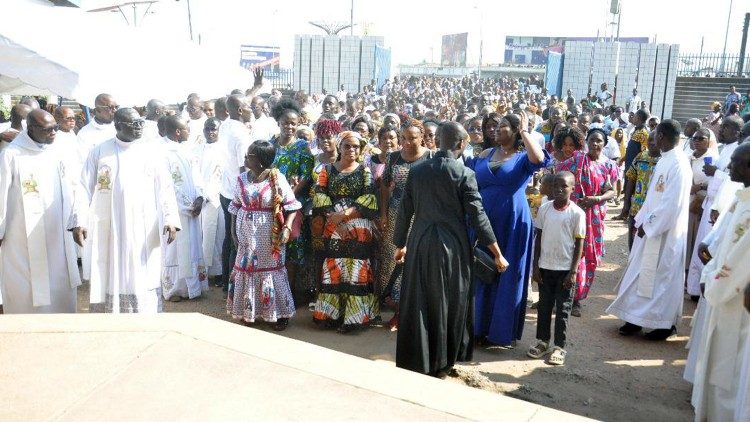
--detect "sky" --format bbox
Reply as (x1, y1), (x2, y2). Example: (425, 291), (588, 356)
(80, 0), (748, 68)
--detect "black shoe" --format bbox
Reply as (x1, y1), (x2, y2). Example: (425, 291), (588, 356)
(644, 326), (676, 341)
(273, 318), (289, 331)
(690, 295), (700, 303)
(619, 322), (642, 336)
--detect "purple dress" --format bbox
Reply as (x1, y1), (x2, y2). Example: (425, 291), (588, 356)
(469, 148), (550, 345)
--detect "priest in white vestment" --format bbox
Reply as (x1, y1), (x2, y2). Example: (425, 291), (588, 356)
(186, 96), (208, 147)
(78, 108), (181, 313)
(0, 110), (81, 314)
(735, 282), (750, 422)
(684, 207), (736, 383)
(607, 120), (692, 340)
(194, 117), (225, 281)
(691, 143), (750, 422)
(686, 117), (744, 297)
(161, 116), (205, 301)
(76, 94), (117, 161)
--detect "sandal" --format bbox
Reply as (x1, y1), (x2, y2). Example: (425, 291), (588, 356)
(547, 346), (567, 365)
(527, 340), (552, 358)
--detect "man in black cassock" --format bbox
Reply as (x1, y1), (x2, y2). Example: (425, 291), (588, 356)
(393, 121), (508, 377)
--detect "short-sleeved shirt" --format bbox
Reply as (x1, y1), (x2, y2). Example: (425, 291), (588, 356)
(625, 150), (660, 217)
(535, 201), (586, 271)
(219, 119), (252, 199)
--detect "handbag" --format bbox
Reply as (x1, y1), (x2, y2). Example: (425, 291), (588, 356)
(473, 244), (499, 284)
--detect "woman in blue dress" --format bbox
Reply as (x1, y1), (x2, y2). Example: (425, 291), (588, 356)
(468, 112), (550, 346)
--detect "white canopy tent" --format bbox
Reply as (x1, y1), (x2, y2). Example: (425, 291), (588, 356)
(0, 0), (253, 107)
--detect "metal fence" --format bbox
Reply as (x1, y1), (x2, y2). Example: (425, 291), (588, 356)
(677, 53), (750, 77)
(264, 69), (295, 91)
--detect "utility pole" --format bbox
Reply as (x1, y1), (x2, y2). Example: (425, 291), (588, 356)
(721, 0), (733, 73)
(186, 0), (193, 41)
(350, 0), (354, 36)
(739, 13), (749, 76)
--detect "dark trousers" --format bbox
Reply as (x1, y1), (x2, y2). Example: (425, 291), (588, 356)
(536, 269), (574, 348)
(220, 195), (236, 290)
(628, 216), (636, 250)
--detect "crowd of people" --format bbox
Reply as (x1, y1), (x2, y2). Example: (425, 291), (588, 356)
(1, 71), (750, 420)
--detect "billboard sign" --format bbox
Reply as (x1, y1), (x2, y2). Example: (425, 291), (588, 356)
(441, 33), (468, 67)
(504, 35), (649, 65)
(240, 45), (280, 70)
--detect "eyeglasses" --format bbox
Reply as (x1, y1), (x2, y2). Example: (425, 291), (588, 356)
(61, 116), (76, 122)
(468, 127), (482, 133)
(32, 124), (59, 134)
(96, 105), (119, 112)
(120, 119), (145, 129)
(245, 153), (256, 159)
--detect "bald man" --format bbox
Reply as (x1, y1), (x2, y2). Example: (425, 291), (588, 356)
(77, 93), (117, 157)
(143, 99), (166, 143)
(0, 104), (32, 144)
(79, 107), (180, 313)
(161, 115), (205, 302)
(0, 109), (82, 313)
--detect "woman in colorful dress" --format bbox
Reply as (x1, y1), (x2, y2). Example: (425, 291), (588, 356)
(227, 141), (301, 331)
(470, 113), (550, 347)
(556, 127), (619, 317)
(378, 119), (432, 329)
(271, 99), (315, 304)
(307, 119), (343, 299)
(312, 131), (379, 333)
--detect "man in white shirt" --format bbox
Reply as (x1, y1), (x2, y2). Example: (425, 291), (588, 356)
(76, 93), (117, 157)
(218, 95), (252, 291)
(607, 119), (692, 341)
(337, 84), (348, 102)
(596, 83), (613, 107)
(626, 88), (642, 113)
(249, 96), (278, 142)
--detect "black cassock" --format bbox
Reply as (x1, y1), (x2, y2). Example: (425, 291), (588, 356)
(394, 151), (496, 375)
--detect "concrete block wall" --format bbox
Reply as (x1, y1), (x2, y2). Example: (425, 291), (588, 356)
(323, 36), (340, 94)
(616, 42), (640, 104)
(561, 41), (592, 104)
(663, 45), (680, 118)
(309, 36), (324, 94)
(637, 44), (657, 111)
(360, 37), (378, 89)
(339, 36), (360, 93)
(293, 35), (385, 95)
(650, 44), (671, 118)
(591, 42), (618, 97)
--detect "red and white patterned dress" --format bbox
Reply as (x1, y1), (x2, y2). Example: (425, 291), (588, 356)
(227, 172), (301, 322)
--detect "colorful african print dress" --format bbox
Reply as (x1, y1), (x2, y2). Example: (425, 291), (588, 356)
(272, 138), (314, 265)
(312, 164), (379, 326)
(227, 171), (301, 323)
(377, 151), (432, 303)
(556, 151), (619, 301)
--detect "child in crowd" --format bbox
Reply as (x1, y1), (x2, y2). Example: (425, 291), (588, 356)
(528, 171), (586, 365)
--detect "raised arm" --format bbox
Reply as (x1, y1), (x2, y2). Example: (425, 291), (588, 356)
(519, 112), (545, 164)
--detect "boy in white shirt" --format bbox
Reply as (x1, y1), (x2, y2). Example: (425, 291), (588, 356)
(528, 171), (586, 365)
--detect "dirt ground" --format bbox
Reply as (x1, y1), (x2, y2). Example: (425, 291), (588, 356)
(75, 203), (696, 421)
